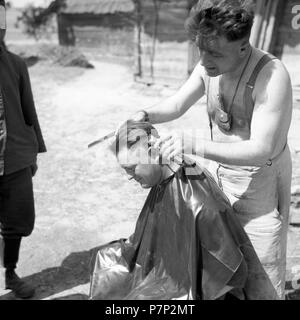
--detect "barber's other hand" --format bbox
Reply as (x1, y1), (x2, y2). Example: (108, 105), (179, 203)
(130, 110), (149, 123)
(115, 111), (148, 135)
(154, 131), (193, 161)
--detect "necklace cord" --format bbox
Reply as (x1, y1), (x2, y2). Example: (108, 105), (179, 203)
(219, 48), (253, 114)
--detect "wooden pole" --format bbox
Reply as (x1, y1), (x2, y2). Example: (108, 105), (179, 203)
(150, 0), (160, 80)
(135, 0), (142, 77)
(134, 0), (143, 77)
(250, 0), (266, 48)
(262, 0), (280, 52)
(269, 0), (287, 57)
(258, 0), (272, 49)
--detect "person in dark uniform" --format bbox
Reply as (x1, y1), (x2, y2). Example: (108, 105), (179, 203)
(0, 0), (46, 299)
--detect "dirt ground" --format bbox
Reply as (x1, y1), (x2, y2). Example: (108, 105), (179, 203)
(0, 52), (300, 300)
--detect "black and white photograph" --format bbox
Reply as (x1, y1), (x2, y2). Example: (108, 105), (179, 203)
(0, 0), (300, 304)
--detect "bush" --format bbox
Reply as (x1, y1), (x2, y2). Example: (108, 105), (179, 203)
(8, 43), (94, 69)
(16, 4), (57, 41)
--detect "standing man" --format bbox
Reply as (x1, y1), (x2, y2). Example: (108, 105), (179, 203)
(0, 0), (46, 299)
(129, 0), (293, 299)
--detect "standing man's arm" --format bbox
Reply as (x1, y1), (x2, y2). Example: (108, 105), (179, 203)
(132, 63), (207, 124)
(157, 61), (293, 166)
(19, 59), (47, 153)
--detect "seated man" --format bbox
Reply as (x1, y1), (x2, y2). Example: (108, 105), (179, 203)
(89, 121), (278, 300)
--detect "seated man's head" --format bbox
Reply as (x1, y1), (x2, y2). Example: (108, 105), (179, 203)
(185, 0), (255, 76)
(111, 121), (165, 189)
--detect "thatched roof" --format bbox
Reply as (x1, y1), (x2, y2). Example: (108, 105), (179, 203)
(61, 0), (135, 14)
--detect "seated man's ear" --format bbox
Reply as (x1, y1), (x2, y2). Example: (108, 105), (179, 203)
(148, 135), (157, 146)
(147, 146), (160, 163)
(148, 134), (164, 165)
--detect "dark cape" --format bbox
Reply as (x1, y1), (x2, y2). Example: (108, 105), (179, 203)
(89, 161), (278, 300)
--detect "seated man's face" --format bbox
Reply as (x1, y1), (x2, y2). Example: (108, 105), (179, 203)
(118, 132), (162, 189)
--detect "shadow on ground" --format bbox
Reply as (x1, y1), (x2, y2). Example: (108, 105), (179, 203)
(285, 281), (300, 300)
(0, 246), (102, 300)
(1, 245), (300, 300)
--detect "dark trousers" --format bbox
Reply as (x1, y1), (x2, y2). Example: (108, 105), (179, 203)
(0, 167), (35, 270)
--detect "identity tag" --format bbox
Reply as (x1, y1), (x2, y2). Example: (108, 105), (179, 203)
(0, 5), (6, 30)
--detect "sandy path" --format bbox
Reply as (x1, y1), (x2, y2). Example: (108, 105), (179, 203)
(0, 60), (204, 299)
(0, 59), (300, 300)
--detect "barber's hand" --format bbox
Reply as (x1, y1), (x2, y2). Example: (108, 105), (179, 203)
(115, 111), (148, 135)
(154, 131), (194, 161)
(30, 163), (38, 177)
(130, 110), (149, 123)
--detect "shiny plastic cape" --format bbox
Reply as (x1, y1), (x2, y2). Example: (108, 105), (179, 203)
(89, 161), (279, 300)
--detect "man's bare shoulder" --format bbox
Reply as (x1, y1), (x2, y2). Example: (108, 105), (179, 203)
(192, 62), (206, 78)
(188, 62), (206, 90)
(254, 56), (292, 102)
(257, 56), (291, 85)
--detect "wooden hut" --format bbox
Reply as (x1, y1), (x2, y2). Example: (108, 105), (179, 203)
(56, 0), (299, 84)
(136, 0), (190, 83)
(56, 0), (191, 83)
(57, 0), (135, 56)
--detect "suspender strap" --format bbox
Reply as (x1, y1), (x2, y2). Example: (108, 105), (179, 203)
(244, 54), (277, 119)
(206, 77), (214, 141)
(207, 54), (277, 143)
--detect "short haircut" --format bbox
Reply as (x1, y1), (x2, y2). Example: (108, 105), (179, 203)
(185, 0), (255, 43)
(110, 121), (159, 159)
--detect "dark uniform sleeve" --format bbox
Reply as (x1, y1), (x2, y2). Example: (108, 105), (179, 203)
(18, 59), (47, 153)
